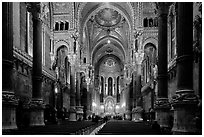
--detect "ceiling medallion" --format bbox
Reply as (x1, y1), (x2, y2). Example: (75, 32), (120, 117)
(105, 47), (113, 54)
(105, 59), (115, 67)
(95, 8), (121, 27)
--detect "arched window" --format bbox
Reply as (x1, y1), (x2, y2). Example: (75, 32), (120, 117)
(100, 76), (104, 102)
(154, 17), (158, 27)
(143, 18), (148, 27)
(56, 45), (68, 83)
(117, 76), (120, 103)
(65, 21), (69, 30)
(108, 77), (113, 96)
(149, 18), (153, 27)
(144, 43), (157, 83)
(60, 22), (64, 30)
(65, 57), (70, 84)
(55, 22), (59, 31)
(83, 58), (86, 64)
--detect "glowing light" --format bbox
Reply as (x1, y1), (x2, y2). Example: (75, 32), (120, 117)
(116, 105), (120, 109)
(107, 39), (111, 44)
(100, 105), (104, 109)
(122, 103), (126, 107)
(92, 102), (97, 107)
(55, 87), (58, 94)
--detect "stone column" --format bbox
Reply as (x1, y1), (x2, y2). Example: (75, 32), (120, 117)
(132, 71), (137, 108)
(76, 72), (81, 106)
(76, 72), (83, 120)
(125, 84), (131, 120)
(27, 2), (45, 126)
(69, 65), (76, 121)
(2, 2), (18, 130)
(86, 83), (93, 118)
(154, 3), (171, 128)
(171, 3), (199, 134)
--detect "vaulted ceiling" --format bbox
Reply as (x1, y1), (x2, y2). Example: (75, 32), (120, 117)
(77, 2), (135, 72)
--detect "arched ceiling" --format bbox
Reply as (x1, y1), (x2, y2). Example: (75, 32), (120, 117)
(95, 8), (122, 27)
(78, 2), (134, 69)
(99, 57), (122, 75)
(92, 36), (126, 64)
(78, 2), (134, 29)
(94, 54), (124, 74)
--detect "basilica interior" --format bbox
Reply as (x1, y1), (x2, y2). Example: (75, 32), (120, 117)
(2, 2), (202, 135)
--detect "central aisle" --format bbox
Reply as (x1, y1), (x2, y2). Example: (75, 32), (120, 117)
(97, 120), (169, 135)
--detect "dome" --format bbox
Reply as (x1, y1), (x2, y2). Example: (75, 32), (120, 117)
(95, 8), (121, 27)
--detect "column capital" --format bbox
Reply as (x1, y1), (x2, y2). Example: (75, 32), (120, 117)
(155, 2), (172, 16)
(26, 2), (42, 20)
(2, 91), (18, 106)
(171, 90), (199, 106)
(29, 98), (45, 110)
(155, 98), (171, 109)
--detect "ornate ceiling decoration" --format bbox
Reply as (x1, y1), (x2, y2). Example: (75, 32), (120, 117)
(105, 58), (116, 67)
(105, 47), (113, 54)
(95, 8), (122, 27)
(53, 2), (73, 14)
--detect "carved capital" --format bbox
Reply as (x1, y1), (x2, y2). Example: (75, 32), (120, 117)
(132, 106), (143, 113)
(29, 99), (45, 110)
(2, 91), (18, 106)
(155, 2), (172, 16)
(76, 106), (84, 114)
(155, 98), (171, 109)
(26, 2), (42, 20)
(171, 90), (199, 106)
(69, 106), (76, 113)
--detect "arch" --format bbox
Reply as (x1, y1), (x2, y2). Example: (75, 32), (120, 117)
(91, 36), (126, 65)
(65, 21), (69, 30)
(60, 22), (64, 30)
(100, 76), (104, 102)
(149, 18), (153, 27)
(55, 22), (59, 31)
(94, 54), (124, 75)
(153, 17), (158, 27)
(54, 40), (70, 57)
(142, 37), (158, 50)
(144, 42), (157, 50)
(108, 77), (113, 96)
(49, 2), (54, 29)
(143, 18), (148, 27)
(78, 3), (134, 50)
(65, 56), (70, 84)
(78, 2), (134, 34)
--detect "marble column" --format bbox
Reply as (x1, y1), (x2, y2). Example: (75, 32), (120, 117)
(27, 2), (45, 126)
(76, 72), (83, 120)
(2, 2), (18, 130)
(171, 3), (199, 134)
(69, 66), (76, 121)
(154, 3), (171, 128)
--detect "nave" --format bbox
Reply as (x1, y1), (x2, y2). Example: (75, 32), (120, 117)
(2, 2), (202, 135)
